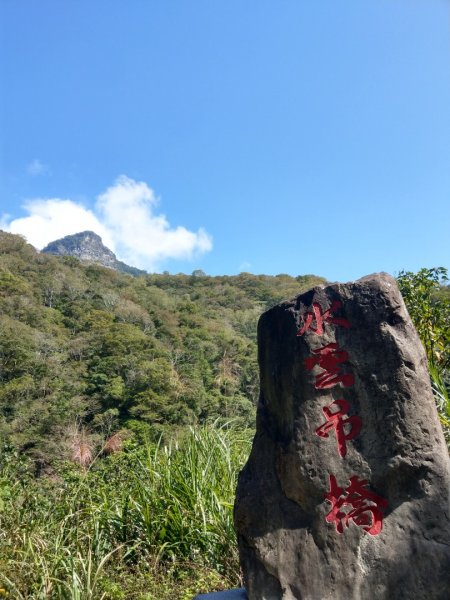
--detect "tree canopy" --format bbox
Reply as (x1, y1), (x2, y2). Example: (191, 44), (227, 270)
(0, 231), (325, 462)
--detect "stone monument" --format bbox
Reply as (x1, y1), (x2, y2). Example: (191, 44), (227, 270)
(234, 273), (450, 599)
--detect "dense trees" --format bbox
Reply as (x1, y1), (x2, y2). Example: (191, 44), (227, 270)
(1, 231), (449, 461)
(0, 231), (325, 461)
(1, 231), (448, 461)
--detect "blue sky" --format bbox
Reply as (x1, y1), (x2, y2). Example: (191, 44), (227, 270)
(1, 0), (449, 281)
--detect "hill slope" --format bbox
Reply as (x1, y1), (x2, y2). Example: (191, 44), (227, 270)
(0, 230), (326, 462)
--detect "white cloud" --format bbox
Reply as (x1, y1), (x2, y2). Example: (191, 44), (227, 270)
(3, 198), (114, 251)
(1, 176), (213, 271)
(27, 159), (48, 176)
(96, 176), (212, 269)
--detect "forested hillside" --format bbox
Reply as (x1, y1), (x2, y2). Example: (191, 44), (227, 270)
(1, 231), (449, 598)
(0, 231), (325, 464)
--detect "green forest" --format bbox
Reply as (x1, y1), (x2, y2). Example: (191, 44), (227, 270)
(0, 230), (449, 599)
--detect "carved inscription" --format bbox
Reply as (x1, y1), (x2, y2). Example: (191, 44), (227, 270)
(298, 300), (387, 535)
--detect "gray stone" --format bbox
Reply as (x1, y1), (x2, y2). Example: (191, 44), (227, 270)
(234, 273), (450, 600)
(42, 231), (146, 275)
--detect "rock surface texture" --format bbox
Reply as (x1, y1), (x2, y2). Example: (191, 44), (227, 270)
(234, 273), (450, 600)
(42, 231), (145, 275)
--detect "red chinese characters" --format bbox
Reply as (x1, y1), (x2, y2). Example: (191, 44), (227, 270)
(298, 298), (388, 536)
(325, 474), (388, 536)
(297, 300), (350, 336)
(305, 343), (355, 389)
(315, 399), (362, 458)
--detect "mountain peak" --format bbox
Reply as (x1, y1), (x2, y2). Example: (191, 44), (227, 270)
(42, 231), (145, 276)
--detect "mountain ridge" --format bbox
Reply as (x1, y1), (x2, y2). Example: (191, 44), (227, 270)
(42, 230), (146, 276)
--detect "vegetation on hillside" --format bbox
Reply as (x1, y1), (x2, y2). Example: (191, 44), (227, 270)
(0, 424), (251, 599)
(397, 267), (450, 441)
(0, 231), (324, 467)
(1, 230), (449, 598)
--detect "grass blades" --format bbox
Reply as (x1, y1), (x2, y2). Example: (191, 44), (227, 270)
(0, 422), (252, 599)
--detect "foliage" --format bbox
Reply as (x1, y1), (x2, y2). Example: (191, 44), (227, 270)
(397, 267), (450, 443)
(0, 231), (324, 593)
(3, 230), (449, 596)
(397, 267), (450, 369)
(0, 230), (325, 463)
(0, 423), (252, 599)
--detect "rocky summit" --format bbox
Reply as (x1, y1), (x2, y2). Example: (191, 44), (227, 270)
(234, 273), (450, 600)
(42, 231), (145, 275)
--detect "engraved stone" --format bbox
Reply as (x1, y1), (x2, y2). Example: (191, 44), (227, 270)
(234, 273), (450, 600)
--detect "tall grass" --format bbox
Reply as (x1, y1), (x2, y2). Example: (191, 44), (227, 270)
(429, 364), (450, 446)
(0, 422), (253, 599)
